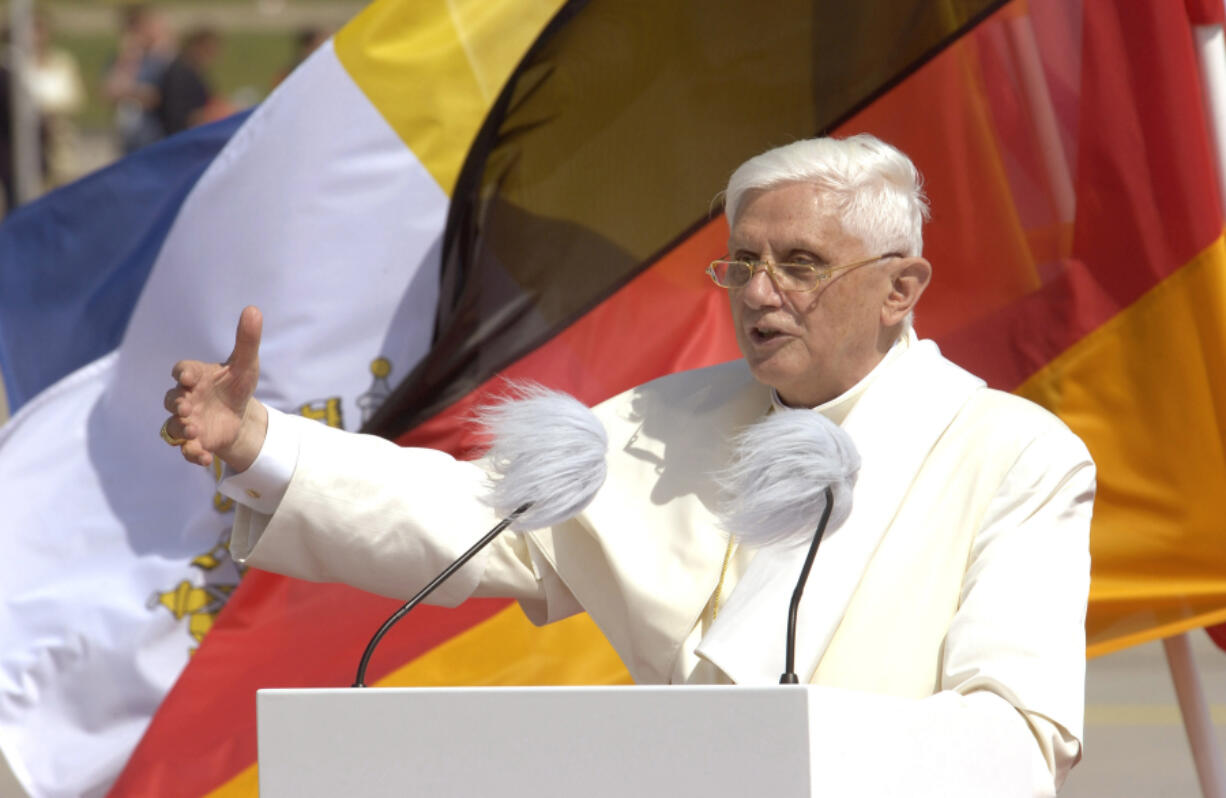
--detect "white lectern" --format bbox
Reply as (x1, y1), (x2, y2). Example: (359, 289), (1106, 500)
(258, 685), (1033, 797)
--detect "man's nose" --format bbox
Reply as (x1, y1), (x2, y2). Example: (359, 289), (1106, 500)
(740, 267), (783, 308)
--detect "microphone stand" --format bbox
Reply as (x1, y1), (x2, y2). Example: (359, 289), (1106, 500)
(780, 486), (833, 685)
(352, 502), (532, 688)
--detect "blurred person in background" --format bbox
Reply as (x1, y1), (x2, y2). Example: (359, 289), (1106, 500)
(156, 27), (229, 136)
(1, 26), (48, 214)
(26, 11), (84, 188)
(1, 54), (13, 214)
(102, 4), (174, 155)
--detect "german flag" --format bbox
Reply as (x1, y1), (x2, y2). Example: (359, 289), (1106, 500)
(109, 0), (1226, 794)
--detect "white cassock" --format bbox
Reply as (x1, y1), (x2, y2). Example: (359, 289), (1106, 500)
(224, 332), (1094, 796)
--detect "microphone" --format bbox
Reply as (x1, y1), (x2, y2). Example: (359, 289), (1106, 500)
(714, 408), (859, 684)
(352, 384), (608, 687)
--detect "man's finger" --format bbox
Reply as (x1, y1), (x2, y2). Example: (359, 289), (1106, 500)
(180, 439), (212, 467)
(226, 305), (263, 372)
(160, 418), (189, 450)
(173, 361), (200, 388)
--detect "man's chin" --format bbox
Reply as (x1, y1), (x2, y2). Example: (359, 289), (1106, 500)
(745, 360), (800, 395)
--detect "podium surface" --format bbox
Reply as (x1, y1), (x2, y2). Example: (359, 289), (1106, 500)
(258, 685), (1032, 797)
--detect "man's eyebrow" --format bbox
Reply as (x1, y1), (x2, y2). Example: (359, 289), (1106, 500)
(783, 248), (827, 264)
(725, 243), (830, 262)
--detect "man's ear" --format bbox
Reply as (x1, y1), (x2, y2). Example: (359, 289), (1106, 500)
(881, 257), (931, 326)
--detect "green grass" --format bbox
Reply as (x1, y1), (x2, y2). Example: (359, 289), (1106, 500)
(52, 0), (345, 6)
(54, 33), (114, 131)
(55, 29), (296, 132)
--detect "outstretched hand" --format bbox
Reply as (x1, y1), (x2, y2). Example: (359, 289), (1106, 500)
(161, 306), (268, 471)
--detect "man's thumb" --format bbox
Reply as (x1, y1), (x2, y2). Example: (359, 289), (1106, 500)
(227, 305), (263, 371)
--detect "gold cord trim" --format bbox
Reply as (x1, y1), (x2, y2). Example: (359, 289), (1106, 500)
(709, 536), (736, 623)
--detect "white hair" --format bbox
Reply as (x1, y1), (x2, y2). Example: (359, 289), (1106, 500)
(724, 133), (930, 258)
(476, 383), (609, 531)
(714, 408), (860, 547)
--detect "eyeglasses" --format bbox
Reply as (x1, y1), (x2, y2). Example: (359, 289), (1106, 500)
(706, 253), (896, 292)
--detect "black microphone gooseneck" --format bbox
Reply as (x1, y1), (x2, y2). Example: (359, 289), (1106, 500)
(779, 485), (834, 685)
(352, 501), (532, 688)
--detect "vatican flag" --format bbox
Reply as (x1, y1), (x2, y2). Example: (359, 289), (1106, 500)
(0, 2), (563, 795)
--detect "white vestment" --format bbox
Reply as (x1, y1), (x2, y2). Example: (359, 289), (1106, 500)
(226, 336), (1094, 795)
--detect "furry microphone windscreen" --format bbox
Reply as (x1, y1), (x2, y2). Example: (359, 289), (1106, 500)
(477, 383), (609, 531)
(714, 409), (860, 547)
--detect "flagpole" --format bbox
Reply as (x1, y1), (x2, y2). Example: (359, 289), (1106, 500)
(1180, 24), (1226, 798)
(7, 0), (41, 208)
(1164, 634), (1226, 798)
(1006, 12), (1075, 225)
(1196, 24), (1226, 212)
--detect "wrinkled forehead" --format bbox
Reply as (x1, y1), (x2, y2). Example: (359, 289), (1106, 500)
(727, 183), (862, 254)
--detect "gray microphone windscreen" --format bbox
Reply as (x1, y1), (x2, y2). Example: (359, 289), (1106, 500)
(714, 409), (860, 546)
(477, 383), (609, 531)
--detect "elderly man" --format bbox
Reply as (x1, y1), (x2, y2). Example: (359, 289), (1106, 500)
(163, 134), (1093, 795)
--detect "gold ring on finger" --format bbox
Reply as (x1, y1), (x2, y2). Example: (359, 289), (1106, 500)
(160, 420), (187, 447)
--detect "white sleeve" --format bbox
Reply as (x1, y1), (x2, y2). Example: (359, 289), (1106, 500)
(941, 425), (1095, 794)
(226, 410), (566, 612)
(217, 404), (299, 515)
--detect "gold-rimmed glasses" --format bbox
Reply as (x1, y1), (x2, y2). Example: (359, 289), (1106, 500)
(705, 253), (897, 292)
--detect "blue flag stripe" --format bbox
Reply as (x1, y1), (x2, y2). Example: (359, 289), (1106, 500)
(0, 111), (250, 412)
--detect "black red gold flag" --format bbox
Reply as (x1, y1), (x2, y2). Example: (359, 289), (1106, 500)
(109, 1), (1226, 795)
(367, 0), (1008, 443)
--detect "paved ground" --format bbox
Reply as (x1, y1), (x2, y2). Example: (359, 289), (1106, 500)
(1, 631), (1223, 796)
(1064, 632), (1226, 798)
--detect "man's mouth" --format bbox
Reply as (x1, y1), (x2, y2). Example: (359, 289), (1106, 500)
(749, 323), (785, 343)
